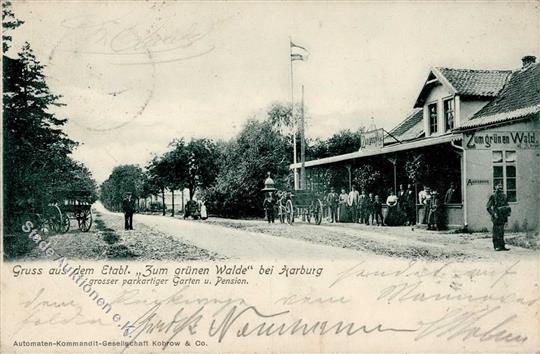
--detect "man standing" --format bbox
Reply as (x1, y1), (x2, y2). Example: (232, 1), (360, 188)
(122, 192), (135, 230)
(348, 186), (360, 223)
(404, 184), (416, 226)
(419, 186), (431, 224)
(427, 190), (441, 230)
(397, 184), (406, 202)
(367, 192), (375, 225)
(445, 183), (457, 204)
(372, 195), (384, 226)
(486, 183), (511, 251)
(326, 187), (339, 223)
(263, 192), (276, 223)
(359, 190), (369, 224)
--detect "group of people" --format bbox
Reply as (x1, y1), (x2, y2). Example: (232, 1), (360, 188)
(326, 182), (459, 229)
(416, 184), (454, 230)
(326, 187), (385, 225)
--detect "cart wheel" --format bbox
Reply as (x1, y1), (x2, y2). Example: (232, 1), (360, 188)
(78, 209), (93, 232)
(44, 205), (63, 234)
(61, 214), (70, 233)
(278, 205), (285, 223)
(314, 199), (323, 225)
(285, 200), (294, 225)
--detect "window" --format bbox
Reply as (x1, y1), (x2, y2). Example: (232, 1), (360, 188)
(444, 98), (454, 131)
(428, 103), (438, 134)
(492, 150), (517, 202)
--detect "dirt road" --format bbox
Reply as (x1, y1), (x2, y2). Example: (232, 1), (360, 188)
(95, 203), (369, 260)
(97, 203), (537, 261)
(15, 203), (536, 262)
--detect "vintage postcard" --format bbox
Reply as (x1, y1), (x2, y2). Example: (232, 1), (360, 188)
(1, 1), (539, 352)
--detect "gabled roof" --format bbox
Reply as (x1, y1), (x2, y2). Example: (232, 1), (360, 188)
(437, 67), (511, 97)
(386, 108), (424, 143)
(459, 63), (540, 130)
(414, 67), (512, 107)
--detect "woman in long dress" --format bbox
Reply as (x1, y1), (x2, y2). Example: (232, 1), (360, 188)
(385, 190), (401, 226)
(200, 200), (208, 220)
(338, 188), (349, 222)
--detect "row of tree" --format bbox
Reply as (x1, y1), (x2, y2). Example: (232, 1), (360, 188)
(99, 101), (375, 217)
(3, 2), (98, 231)
(99, 100), (459, 218)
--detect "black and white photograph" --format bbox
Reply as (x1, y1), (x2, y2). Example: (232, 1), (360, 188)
(1, 1), (539, 352)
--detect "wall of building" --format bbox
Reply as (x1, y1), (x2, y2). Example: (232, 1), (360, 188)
(459, 98), (490, 123)
(141, 188), (190, 213)
(422, 84), (454, 136)
(464, 118), (540, 231)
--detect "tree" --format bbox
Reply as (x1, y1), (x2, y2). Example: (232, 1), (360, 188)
(99, 165), (145, 211)
(162, 139), (188, 216)
(267, 102), (293, 133)
(184, 138), (220, 201)
(325, 129), (364, 156)
(3, 3), (97, 241)
(205, 118), (291, 217)
(145, 156), (170, 215)
(2, 1), (24, 53)
(3, 41), (79, 217)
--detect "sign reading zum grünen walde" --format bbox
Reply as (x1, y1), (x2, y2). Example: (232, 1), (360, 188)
(465, 131), (538, 149)
(360, 128), (384, 150)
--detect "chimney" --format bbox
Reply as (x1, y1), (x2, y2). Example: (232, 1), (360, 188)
(521, 55), (536, 68)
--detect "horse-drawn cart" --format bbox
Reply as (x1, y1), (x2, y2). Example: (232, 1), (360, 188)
(56, 190), (94, 232)
(262, 172), (325, 226)
(277, 190), (324, 225)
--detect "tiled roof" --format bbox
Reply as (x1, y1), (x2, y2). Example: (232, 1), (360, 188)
(460, 104), (540, 129)
(460, 64), (540, 129)
(386, 108), (424, 142)
(436, 67), (512, 97)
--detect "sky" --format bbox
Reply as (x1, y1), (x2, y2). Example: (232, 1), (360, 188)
(8, 1), (540, 182)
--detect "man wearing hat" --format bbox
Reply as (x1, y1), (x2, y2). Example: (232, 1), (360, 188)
(122, 192), (136, 230)
(263, 192), (276, 223)
(419, 186), (431, 224)
(326, 187), (339, 223)
(348, 185), (360, 223)
(427, 189), (441, 230)
(486, 183), (511, 251)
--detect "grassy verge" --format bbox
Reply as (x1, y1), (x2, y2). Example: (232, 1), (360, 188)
(94, 212), (138, 259)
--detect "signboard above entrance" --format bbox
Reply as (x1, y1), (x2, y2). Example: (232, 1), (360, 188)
(465, 131), (538, 149)
(360, 128), (384, 150)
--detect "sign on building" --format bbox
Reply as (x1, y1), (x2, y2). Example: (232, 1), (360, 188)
(360, 128), (384, 150)
(465, 131), (538, 149)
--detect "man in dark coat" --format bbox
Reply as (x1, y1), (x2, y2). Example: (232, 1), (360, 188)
(359, 190), (369, 224)
(122, 193), (136, 230)
(397, 184), (406, 202)
(486, 183), (511, 251)
(367, 193), (375, 225)
(427, 190), (442, 230)
(444, 183), (457, 204)
(263, 192), (276, 223)
(372, 195), (384, 226)
(404, 184), (416, 226)
(326, 187), (339, 223)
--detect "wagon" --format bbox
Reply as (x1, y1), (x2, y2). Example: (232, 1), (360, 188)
(55, 190), (94, 232)
(183, 200), (201, 220)
(8, 205), (63, 235)
(277, 190), (324, 225)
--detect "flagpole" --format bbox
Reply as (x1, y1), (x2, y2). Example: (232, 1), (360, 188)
(289, 37), (299, 190)
(300, 84), (306, 190)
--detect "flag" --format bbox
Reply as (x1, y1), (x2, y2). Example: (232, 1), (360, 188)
(291, 53), (305, 61)
(290, 41), (307, 52)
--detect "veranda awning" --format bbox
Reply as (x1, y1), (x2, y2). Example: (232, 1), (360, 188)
(290, 133), (462, 169)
